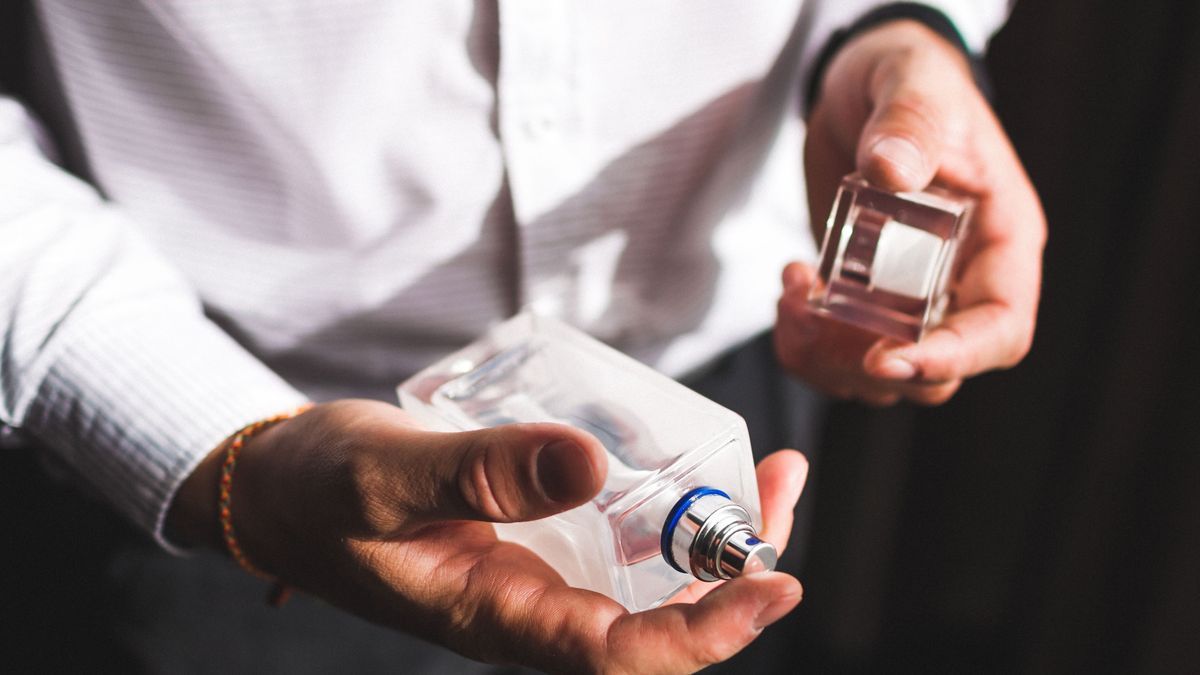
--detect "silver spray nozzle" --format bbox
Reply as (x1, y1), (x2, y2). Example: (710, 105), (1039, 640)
(662, 488), (777, 582)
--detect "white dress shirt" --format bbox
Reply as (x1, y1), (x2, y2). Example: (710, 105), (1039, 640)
(0, 1), (1008, 548)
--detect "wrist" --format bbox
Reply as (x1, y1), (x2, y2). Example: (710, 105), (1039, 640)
(164, 441), (228, 550)
(163, 405), (309, 563)
(807, 6), (979, 115)
(808, 18), (977, 155)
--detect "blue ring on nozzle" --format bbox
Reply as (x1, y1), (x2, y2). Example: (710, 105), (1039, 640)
(660, 487), (730, 573)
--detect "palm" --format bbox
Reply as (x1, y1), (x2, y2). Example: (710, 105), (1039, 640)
(347, 450), (807, 673)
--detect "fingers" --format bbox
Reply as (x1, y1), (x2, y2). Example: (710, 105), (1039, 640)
(865, 301), (1034, 383)
(606, 572), (803, 674)
(665, 448), (809, 608)
(316, 403), (803, 673)
(399, 423), (608, 525)
(439, 547), (801, 674)
(754, 450), (808, 551)
(781, 267), (999, 402)
(775, 262), (887, 385)
(776, 262), (966, 405)
(801, 21), (1043, 399)
(853, 33), (1043, 382)
(861, 192), (1041, 384)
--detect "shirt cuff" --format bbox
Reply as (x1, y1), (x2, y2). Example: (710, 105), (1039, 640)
(800, 1), (1010, 113)
(25, 302), (308, 554)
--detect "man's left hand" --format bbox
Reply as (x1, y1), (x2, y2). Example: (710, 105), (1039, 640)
(777, 19), (1047, 406)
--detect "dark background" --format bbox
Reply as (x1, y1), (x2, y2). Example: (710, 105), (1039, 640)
(4, 1), (1199, 673)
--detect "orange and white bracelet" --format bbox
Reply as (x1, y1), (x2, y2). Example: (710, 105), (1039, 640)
(218, 403), (314, 607)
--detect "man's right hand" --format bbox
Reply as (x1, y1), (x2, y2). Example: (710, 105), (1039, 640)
(167, 399), (808, 674)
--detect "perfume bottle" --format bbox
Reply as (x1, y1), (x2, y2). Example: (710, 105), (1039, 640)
(398, 312), (774, 612)
(807, 172), (975, 342)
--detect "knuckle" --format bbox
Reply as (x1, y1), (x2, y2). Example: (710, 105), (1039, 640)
(331, 438), (398, 534)
(880, 92), (943, 141)
(694, 643), (732, 669)
(681, 621), (739, 668)
(870, 45), (916, 92)
(456, 435), (515, 522)
(777, 291), (810, 322)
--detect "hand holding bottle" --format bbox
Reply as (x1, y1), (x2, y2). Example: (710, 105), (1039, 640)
(778, 19), (1046, 406)
(167, 399), (808, 674)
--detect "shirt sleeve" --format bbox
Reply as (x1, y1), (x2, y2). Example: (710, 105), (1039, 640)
(798, 0), (1012, 109)
(0, 97), (308, 552)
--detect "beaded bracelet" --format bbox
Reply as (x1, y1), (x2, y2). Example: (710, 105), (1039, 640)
(218, 403), (314, 607)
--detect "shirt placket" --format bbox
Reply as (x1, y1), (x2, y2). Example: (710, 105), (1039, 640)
(496, 0), (579, 317)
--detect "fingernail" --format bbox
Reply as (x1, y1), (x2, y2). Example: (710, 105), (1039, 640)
(870, 136), (926, 184)
(536, 440), (594, 504)
(754, 590), (802, 630)
(877, 356), (917, 380)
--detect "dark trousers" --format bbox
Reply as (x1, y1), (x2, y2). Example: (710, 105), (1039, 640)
(1, 333), (820, 673)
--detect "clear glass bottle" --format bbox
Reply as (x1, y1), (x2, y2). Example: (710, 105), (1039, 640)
(398, 312), (774, 612)
(808, 172), (976, 342)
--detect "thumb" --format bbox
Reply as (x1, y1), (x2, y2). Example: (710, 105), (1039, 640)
(409, 423), (608, 524)
(856, 73), (949, 193)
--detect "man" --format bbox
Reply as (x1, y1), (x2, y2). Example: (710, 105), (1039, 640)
(0, 1), (1042, 672)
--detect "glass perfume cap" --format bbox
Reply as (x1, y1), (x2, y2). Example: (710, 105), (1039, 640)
(808, 172), (975, 342)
